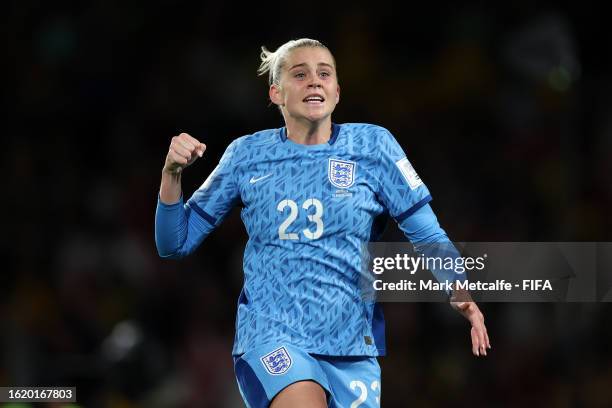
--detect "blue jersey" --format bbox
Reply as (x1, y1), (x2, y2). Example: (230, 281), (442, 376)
(156, 123), (456, 357)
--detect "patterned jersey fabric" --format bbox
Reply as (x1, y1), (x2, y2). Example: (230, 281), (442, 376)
(157, 123), (435, 356)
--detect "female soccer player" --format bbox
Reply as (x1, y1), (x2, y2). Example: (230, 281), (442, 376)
(155, 38), (490, 408)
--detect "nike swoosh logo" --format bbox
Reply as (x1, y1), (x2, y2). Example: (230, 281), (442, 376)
(249, 174), (273, 184)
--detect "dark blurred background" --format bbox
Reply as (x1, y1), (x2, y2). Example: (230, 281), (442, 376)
(3, 1), (612, 407)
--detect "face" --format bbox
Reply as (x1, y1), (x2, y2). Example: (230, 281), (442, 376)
(269, 46), (340, 124)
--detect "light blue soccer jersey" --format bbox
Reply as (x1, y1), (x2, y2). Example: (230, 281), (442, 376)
(156, 123), (442, 357)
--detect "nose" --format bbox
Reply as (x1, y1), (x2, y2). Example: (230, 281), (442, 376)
(308, 76), (322, 88)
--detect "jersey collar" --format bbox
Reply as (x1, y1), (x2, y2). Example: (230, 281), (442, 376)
(279, 123), (341, 145)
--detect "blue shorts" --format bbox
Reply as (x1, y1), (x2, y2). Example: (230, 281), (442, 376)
(233, 344), (381, 408)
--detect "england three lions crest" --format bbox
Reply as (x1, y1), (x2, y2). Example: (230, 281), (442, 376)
(260, 347), (292, 375)
(328, 158), (356, 189)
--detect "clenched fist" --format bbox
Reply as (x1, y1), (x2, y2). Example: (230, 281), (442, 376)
(163, 133), (207, 174)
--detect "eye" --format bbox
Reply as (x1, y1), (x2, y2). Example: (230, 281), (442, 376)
(294, 72), (305, 79)
(320, 71), (330, 77)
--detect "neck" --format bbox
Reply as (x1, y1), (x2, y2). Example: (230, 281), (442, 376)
(284, 116), (333, 145)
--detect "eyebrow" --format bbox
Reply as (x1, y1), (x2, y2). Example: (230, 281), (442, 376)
(288, 62), (335, 71)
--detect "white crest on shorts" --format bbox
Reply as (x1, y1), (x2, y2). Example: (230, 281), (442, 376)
(260, 347), (292, 375)
(329, 158), (356, 189)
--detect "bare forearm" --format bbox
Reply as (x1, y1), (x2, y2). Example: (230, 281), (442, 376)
(160, 168), (182, 204)
(158, 132), (206, 204)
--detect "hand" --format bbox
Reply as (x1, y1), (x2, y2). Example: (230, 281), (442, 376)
(450, 289), (491, 357)
(163, 133), (206, 174)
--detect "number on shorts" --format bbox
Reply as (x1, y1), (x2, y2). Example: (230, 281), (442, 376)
(350, 380), (381, 407)
(350, 381), (368, 408)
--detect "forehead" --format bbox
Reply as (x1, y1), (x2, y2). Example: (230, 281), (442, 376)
(283, 47), (335, 70)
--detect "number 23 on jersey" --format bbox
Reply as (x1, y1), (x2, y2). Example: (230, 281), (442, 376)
(277, 198), (324, 240)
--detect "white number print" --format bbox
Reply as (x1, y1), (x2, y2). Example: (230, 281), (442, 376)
(277, 199), (299, 240)
(302, 198), (324, 239)
(371, 381), (381, 405)
(277, 198), (324, 240)
(350, 380), (381, 407)
(350, 381), (368, 408)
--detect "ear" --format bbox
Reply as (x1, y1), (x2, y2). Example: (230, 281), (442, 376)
(335, 84), (340, 104)
(269, 84), (284, 106)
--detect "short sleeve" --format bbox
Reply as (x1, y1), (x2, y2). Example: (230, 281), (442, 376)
(376, 129), (432, 222)
(186, 139), (241, 226)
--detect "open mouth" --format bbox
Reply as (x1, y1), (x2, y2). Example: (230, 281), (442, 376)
(303, 95), (325, 105)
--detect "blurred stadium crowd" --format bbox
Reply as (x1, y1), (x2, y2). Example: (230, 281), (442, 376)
(2, 1), (611, 407)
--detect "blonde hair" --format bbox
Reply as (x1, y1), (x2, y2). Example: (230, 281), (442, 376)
(258, 38), (335, 86)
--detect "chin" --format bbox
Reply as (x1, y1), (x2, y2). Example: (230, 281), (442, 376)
(303, 108), (332, 122)
(305, 114), (328, 124)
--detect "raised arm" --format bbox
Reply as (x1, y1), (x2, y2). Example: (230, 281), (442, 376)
(155, 133), (240, 259)
(160, 132), (206, 204)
